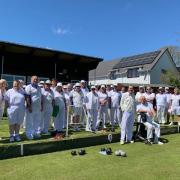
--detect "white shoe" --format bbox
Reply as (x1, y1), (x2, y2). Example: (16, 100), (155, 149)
(120, 140), (124, 145)
(9, 136), (15, 143)
(157, 141), (164, 145)
(169, 122), (173, 126)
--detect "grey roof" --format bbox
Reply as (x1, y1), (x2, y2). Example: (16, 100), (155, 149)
(113, 50), (161, 69)
(89, 59), (119, 79)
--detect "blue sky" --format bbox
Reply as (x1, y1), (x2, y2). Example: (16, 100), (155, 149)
(0, 0), (180, 60)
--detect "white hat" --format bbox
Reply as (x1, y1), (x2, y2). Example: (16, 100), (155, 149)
(139, 86), (144, 89)
(75, 83), (81, 87)
(110, 85), (114, 88)
(19, 79), (24, 83)
(80, 80), (86, 83)
(159, 87), (163, 89)
(165, 87), (169, 90)
(57, 82), (63, 87)
(63, 85), (68, 89)
(91, 86), (96, 89)
(45, 80), (51, 84)
(39, 81), (44, 84)
(23, 85), (26, 88)
(101, 85), (106, 88)
(114, 83), (118, 86)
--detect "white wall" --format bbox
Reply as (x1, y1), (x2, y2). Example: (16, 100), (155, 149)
(150, 51), (178, 84)
(116, 72), (150, 85)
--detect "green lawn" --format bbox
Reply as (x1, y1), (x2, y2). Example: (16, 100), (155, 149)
(0, 133), (180, 180)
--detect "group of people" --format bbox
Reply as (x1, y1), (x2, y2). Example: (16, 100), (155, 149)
(0, 75), (179, 145)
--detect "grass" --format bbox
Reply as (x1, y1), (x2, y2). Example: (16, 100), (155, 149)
(0, 133), (180, 180)
(0, 118), (120, 146)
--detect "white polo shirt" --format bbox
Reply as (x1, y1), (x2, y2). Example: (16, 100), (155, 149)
(156, 93), (167, 106)
(171, 94), (180, 107)
(70, 90), (84, 107)
(109, 90), (121, 108)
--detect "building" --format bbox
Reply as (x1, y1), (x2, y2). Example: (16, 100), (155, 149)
(88, 59), (119, 85)
(0, 41), (102, 87)
(89, 48), (179, 86)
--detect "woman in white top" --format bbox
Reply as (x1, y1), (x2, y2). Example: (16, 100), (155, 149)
(54, 83), (66, 132)
(169, 88), (180, 125)
(5, 80), (26, 142)
(155, 87), (167, 124)
(41, 80), (54, 134)
(0, 79), (7, 122)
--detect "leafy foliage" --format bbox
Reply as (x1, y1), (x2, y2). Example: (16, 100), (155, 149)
(161, 70), (180, 88)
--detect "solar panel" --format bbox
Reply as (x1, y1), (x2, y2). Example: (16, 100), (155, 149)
(113, 50), (161, 69)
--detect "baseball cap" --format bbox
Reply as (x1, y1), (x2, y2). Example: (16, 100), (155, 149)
(45, 80), (51, 85)
(75, 83), (81, 87)
(57, 82), (63, 87)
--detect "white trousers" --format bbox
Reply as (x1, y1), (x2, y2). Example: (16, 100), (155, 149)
(110, 107), (121, 127)
(54, 107), (65, 131)
(144, 119), (160, 141)
(157, 105), (166, 123)
(120, 111), (134, 141)
(41, 106), (53, 133)
(86, 109), (98, 131)
(97, 106), (108, 128)
(25, 110), (41, 136)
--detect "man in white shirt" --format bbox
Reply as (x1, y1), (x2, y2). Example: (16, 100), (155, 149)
(85, 86), (99, 132)
(136, 96), (163, 145)
(120, 86), (135, 145)
(70, 83), (84, 131)
(156, 87), (167, 124)
(144, 86), (155, 106)
(80, 80), (89, 127)
(109, 84), (121, 130)
(135, 86), (145, 104)
(96, 85), (108, 129)
(25, 76), (43, 139)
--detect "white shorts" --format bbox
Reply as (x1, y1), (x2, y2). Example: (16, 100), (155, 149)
(171, 106), (180, 115)
(73, 107), (82, 116)
(7, 106), (25, 125)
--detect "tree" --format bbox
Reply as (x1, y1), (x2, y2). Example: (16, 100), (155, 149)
(160, 70), (180, 88)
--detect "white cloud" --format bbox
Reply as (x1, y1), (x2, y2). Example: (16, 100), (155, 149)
(52, 27), (71, 35)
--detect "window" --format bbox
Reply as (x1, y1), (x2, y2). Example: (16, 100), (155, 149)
(127, 68), (139, 78)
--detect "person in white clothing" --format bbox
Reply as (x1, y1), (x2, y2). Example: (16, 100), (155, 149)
(120, 86), (135, 145)
(41, 80), (54, 134)
(5, 80), (26, 142)
(136, 96), (163, 145)
(63, 85), (71, 128)
(54, 83), (66, 132)
(25, 76), (43, 140)
(164, 87), (172, 124)
(109, 84), (121, 130)
(169, 88), (180, 125)
(0, 79), (7, 123)
(144, 86), (155, 106)
(96, 85), (108, 129)
(70, 83), (84, 131)
(135, 86), (145, 104)
(155, 87), (167, 124)
(80, 80), (89, 127)
(85, 86), (99, 132)
(51, 78), (57, 93)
